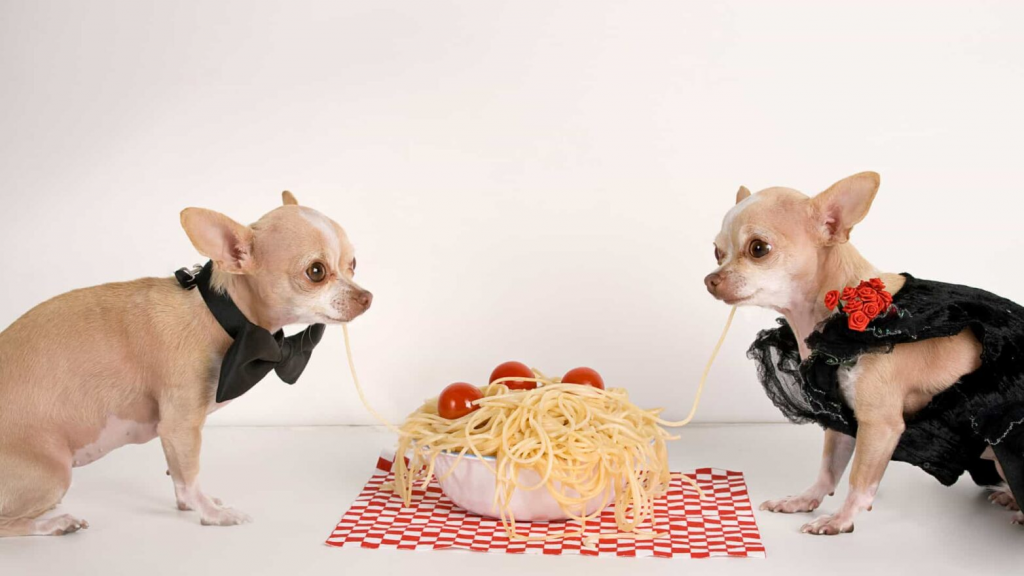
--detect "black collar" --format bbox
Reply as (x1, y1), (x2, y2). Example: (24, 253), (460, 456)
(177, 261), (325, 402)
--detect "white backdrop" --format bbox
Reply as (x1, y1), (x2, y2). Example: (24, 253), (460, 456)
(2, 1), (1023, 426)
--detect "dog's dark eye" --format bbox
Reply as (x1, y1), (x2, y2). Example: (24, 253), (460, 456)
(749, 239), (772, 259)
(306, 262), (327, 283)
(350, 257), (356, 274)
(714, 246), (724, 263)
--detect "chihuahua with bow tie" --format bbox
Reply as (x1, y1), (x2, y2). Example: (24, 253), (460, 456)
(0, 192), (371, 536)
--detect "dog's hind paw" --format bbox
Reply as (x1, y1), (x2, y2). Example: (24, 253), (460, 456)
(39, 514), (89, 536)
(988, 484), (1020, 511)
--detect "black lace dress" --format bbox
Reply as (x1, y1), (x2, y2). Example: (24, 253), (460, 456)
(748, 274), (1024, 486)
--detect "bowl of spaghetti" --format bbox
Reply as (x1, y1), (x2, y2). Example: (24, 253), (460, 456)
(341, 307), (736, 541)
(391, 381), (701, 539)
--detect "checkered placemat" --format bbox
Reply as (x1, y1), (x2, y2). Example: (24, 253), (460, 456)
(325, 453), (765, 558)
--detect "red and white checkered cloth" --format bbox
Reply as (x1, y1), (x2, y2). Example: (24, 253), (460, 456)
(325, 452), (765, 558)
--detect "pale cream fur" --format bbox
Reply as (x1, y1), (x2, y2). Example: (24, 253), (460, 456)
(0, 192), (372, 537)
(706, 172), (1007, 535)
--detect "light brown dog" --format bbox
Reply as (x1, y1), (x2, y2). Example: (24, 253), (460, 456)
(0, 192), (371, 537)
(705, 172), (1020, 534)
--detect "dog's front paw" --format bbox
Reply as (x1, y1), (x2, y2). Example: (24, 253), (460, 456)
(1012, 512), (1024, 526)
(801, 513), (854, 535)
(200, 506), (252, 527)
(760, 493), (823, 513)
(174, 483), (248, 526)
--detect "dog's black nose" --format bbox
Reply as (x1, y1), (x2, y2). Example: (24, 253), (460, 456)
(704, 273), (722, 293)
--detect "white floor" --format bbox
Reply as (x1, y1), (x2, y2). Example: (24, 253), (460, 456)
(1, 424), (1021, 575)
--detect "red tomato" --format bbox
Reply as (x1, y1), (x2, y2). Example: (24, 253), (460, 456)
(438, 382), (484, 419)
(561, 367), (605, 390)
(489, 361), (536, 390)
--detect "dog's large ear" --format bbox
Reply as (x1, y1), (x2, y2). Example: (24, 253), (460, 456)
(810, 172), (880, 245)
(282, 190), (299, 206)
(180, 208), (255, 274)
(735, 186), (751, 205)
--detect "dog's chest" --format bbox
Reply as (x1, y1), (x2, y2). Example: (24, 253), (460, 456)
(205, 354), (232, 414)
(72, 416), (159, 467)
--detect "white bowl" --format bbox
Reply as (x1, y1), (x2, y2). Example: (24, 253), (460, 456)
(432, 451), (613, 522)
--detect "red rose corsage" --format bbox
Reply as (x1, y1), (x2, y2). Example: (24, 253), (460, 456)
(824, 278), (897, 332)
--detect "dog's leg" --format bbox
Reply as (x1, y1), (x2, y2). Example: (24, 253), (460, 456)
(761, 429), (854, 513)
(992, 431), (1024, 525)
(158, 405), (250, 526)
(802, 358), (904, 535)
(801, 418), (902, 535)
(0, 449), (87, 537)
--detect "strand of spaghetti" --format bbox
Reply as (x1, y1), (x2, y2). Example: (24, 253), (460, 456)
(673, 472), (705, 499)
(341, 323), (404, 435)
(658, 306), (737, 427)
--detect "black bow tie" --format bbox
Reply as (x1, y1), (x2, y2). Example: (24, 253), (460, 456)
(176, 262), (325, 403)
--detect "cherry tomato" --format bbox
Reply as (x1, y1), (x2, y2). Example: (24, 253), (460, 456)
(489, 361), (537, 390)
(438, 382), (484, 419)
(561, 367), (605, 390)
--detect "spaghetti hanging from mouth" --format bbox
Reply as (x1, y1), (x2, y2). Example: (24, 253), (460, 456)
(341, 306), (737, 541)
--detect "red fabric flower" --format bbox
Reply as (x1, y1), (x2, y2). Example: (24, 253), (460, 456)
(841, 287), (858, 302)
(848, 310), (871, 331)
(824, 290), (840, 311)
(842, 298), (864, 313)
(869, 278), (886, 291)
(858, 286), (880, 302)
(879, 291), (893, 309)
(862, 301), (882, 319)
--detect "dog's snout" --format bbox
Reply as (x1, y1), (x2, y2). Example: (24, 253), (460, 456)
(357, 290), (373, 310)
(704, 272), (723, 293)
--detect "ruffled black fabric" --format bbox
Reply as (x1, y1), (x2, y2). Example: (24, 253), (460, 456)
(748, 274), (1024, 486)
